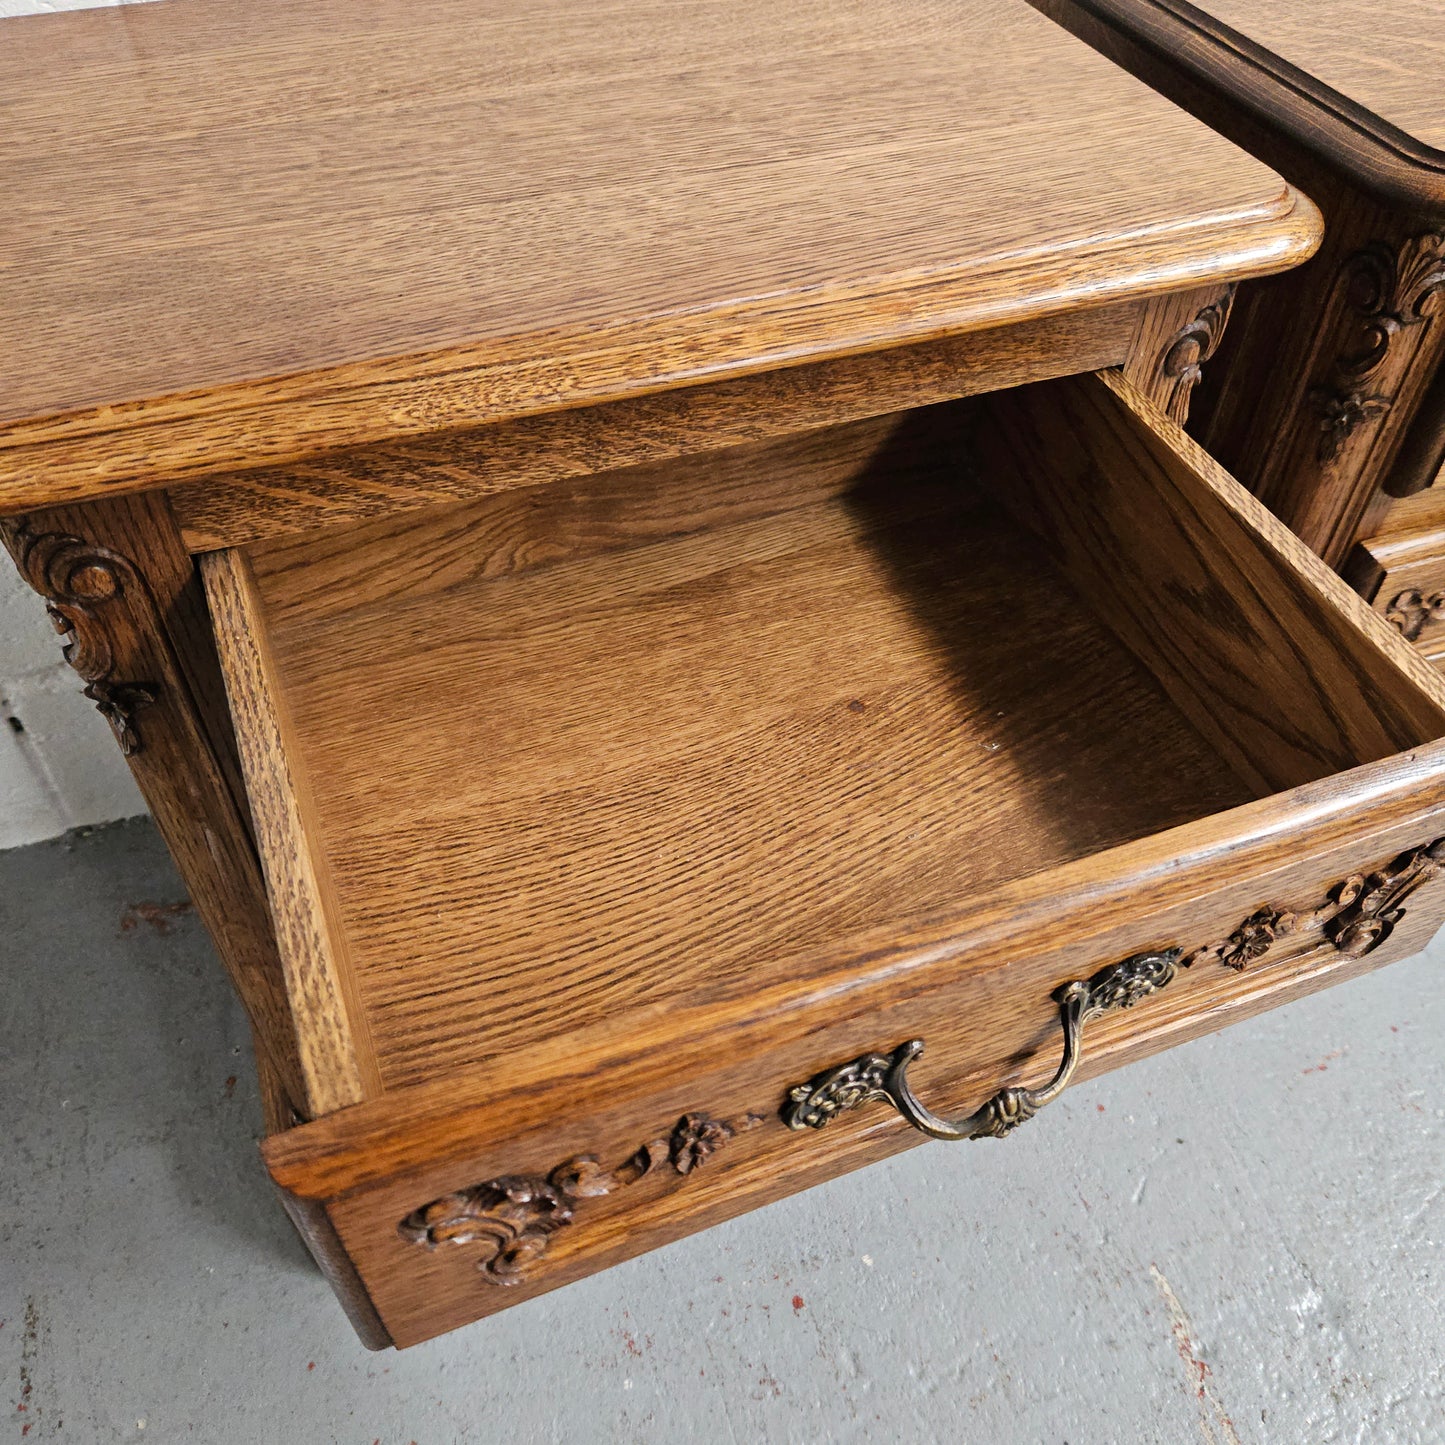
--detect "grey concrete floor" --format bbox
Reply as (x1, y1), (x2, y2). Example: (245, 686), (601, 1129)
(4, 819), (1445, 1444)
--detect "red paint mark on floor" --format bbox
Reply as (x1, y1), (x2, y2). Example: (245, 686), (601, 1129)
(307, 1361), (316, 1372)
(792, 1295), (805, 1313)
(1303, 1048), (1347, 1075)
(620, 1331), (643, 1357)
(19, 1297), (37, 1417)
(1149, 1264), (1242, 1445)
(120, 899), (193, 935)
(223, 1075), (237, 1098)
(1097, 1104), (1106, 1113)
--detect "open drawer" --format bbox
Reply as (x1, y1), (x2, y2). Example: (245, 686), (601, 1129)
(203, 370), (1445, 1347)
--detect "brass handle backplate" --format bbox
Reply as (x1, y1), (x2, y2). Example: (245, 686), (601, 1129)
(781, 948), (1182, 1141)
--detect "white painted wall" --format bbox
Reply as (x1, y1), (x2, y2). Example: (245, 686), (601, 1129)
(1, 0), (153, 847)
(0, 0), (147, 14)
(0, 569), (147, 848)
(0, 565), (147, 848)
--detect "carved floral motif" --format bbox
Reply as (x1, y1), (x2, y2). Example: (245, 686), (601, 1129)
(1385, 588), (1445, 642)
(1314, 391), (1392, 462)
(399, 1113), (737, 1285)
(1186, 906), (1297, 971)
(668, 1111), (734, 1174)
(5, 525), (159, 755)
(1309, 233), (1445, 462)
(1186, 838), (1445, 972)
(1158, 287), (1236, 425)
(1326, 839), (1445, 957)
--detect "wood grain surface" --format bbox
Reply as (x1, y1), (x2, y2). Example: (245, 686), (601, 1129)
(1200, 0), (1445, 154)
(202, 549), (381, 1111)
(0, 0), (1319, 509)
(1344, 486), (1445, 663)
(1030, 1), (1445, 567)
(240, 400), (1254, 1090)
(973, 370), (1445, 792)
(267, 760), (1445, 1343)
(1032, 0), (1445, 210)
(265, 741), (1445, 1198)
(171, 301), (1141, 553)
(222, 369), (1445, 1107)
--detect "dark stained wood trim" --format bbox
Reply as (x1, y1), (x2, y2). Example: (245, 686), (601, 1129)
(1030, 0), (1445, 212)
(1385, 359), (1445, 499)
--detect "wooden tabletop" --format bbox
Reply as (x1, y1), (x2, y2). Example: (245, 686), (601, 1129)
(1036, 0), (1445, 210)
(1205, 0), (1445, 154)
(0, 0), (1317, 510)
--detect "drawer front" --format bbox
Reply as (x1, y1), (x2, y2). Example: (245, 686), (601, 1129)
(271, 787), (1445, 1346)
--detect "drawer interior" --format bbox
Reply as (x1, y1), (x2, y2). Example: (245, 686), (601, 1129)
(204, 370), (1445, 1106)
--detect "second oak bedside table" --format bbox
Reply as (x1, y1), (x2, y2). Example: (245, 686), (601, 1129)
(1031, 0), (1445, 631)
(5, 0), (1443, 1349)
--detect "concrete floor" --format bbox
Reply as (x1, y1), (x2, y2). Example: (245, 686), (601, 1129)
(4, 819), (1444, 1444)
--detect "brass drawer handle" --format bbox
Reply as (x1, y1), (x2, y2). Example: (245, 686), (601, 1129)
(782, 949), (1182, 1140)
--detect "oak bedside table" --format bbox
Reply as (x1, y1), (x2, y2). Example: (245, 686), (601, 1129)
(4, 0), (1444, 1349)
(1031, 0), (1445, 649)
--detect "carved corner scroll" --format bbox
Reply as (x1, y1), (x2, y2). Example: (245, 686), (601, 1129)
(1309, 233), (1445, 463)
(1187, 837), (1445, 972)
(1158, 286), (1236, 425)
(399, 1112), (741, 1286)
(1385, 588), (1445, 642)
(1, 523), (161, 755)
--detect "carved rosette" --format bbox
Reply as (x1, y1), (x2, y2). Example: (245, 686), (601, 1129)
(1186, 838), (1445, 972)
(399, 1112), (737, 1285)
(1385, 588), (1445, 642)
(1186, 906), (1297, 971)
(1158, 287), (1235, 425)
(1314, 391), (1392, 462)
(1309, 233), (1445, 462)
(3, 524), (159, 755)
